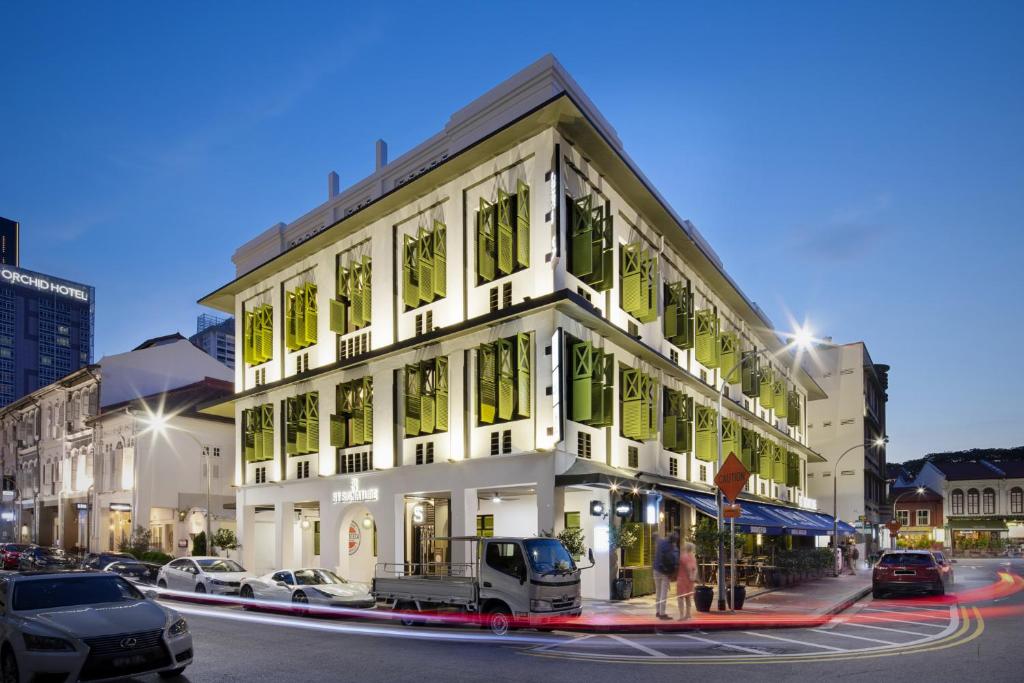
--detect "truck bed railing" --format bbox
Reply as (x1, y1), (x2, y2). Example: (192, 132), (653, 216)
(374, 562), (476, 579)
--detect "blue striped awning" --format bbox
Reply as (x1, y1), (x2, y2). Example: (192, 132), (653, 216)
(664, 488), (855, 536)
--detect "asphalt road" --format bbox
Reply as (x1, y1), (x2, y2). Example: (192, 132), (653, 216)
(134, 558), (1023, 682)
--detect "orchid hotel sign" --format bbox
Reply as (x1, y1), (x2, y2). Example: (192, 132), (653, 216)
(0, 267), (90, 302)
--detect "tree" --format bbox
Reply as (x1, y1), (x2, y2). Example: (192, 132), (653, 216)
(211, 528), (239, 555)
(118, 526), (152, 559)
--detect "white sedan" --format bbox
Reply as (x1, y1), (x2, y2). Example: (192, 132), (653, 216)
(239, 568), (375, 609)
(156, 556), (250, 595)
(0, 571), (192, 681)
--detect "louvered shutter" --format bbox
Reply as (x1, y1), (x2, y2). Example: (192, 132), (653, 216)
(285, 291), (298, 350)
(330, 299), (347, 334)
(497, 190), (513, 275)
(741, 428), (758, 471)
(295, 395), (308, 454)
(349, 263), (364, 329)
(786, 451), (800, 487)
(306, 393), (319, 452)
(773, 381), (788, 418)
(329, 414), (347, 448)
(642, 374), (657, 440)
(294, 287), (308, 348)
(432, 222), (446, 298)
(621, 368), (642, 440)
(772, 445), (787, 485)
(600, 351), (615, 428)
(243, 409), (256, 462)
(663, 389), (687, 453)
(417, 227), (434, 304)
(620, 243), (642, 316)
(570, 341), (593, 423)
(258, 306), (273, 362)
(478, 344), (497, 425)
(722, 417), (741, 461)
(253, 407), (265, 462)
(304, 283), (317, 344)
(477, 199), (496, 283)
(403, 235), (419, 310)
(515, 333), (530, 418)
(589, 348), (606, 426)
(362, 377), (373, 442)
(260, 405), (274, 461)
(516, 181), (529, 268)
(695, 310), (720, 368)
(741, 350), (760, 398)
(569, 195), (593, 277)
(420, 361), (436, 434)
(695, 405), (717, 462)
(285, 397), (298, 455)
(787, 392), (801, 427)
(759, 367), (774, 409)
(719, 332), (740, 383)
(757, 439), (772, 478)
(405, 364), (421, 435)
(243, 312), (254, 365)
(349, 383), (363, 447)
(496, 338), (514, 421)
(595, 207), (614, 291)
(434, 357), (448, 432)
(636, 251), (657, 323)
(361, 256), (372, 323)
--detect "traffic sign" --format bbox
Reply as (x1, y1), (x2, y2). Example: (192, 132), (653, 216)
(723, 503), (742, 519)
(714, 452), (750, 503)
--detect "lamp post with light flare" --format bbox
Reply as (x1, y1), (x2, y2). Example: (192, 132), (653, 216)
(831, 437), (888, 575)
(890, 486), (926, 549)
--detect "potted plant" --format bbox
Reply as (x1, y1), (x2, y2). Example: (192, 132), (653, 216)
(556, 527), (586, 562)
(608, 522), (640, 600)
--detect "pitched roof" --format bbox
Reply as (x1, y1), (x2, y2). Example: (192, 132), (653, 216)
(92, 377), (233, 423)
(930, 459), (1005, 480)
(889, 485), (943, 504)
(990, 460), (1024, 478)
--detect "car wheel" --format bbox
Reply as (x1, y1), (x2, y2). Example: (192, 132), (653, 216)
(292, 591), (309, 604)
(933, 582), (945, 596)
(240, 585), (254, 599)
(158, 579), (167, 589)
(2, 647), (19, 683)
(195, 583), (207, 594)
(397, 601), (419, 627)
(872, 588), (884, 599)
(486, 606), (512, 637)
(158, 666), (188, 678)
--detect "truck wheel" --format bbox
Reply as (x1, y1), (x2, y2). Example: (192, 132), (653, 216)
(486, 607), (512, 637)
(397, 601), (419, 627)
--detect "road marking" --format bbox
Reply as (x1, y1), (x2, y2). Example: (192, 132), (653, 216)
(844, 621), (937, 636)
(533, 634), (594, 652)
(742, 631), (845, 651)
(674, 632), (771, 655)
(865, 605), (948, 614)
(607, 634), (665, 657)
(815, 629), (896, 645)
(859, 614), (946, 628)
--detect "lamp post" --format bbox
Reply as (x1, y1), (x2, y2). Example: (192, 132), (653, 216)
(714, 328), (813, 611)
(831, 437), (887, 576)
(890, 486), (926, 549)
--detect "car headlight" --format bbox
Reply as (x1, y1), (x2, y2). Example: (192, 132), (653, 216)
(23, 633), (74, 651)
(530, 599), (553, 612)
(168, 618), (189, 637)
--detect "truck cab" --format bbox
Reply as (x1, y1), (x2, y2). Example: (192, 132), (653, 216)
(478, 537), (583, 626)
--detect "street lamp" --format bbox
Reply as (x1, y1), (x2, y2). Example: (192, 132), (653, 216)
(890, 486), (926, 549)
(136, 412), (213, 556)
(831, 437), (887, 575)
(714, 326), (814, 610)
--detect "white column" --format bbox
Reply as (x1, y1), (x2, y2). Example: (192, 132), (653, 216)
(450, 488), (475, 565)
(273, 502), (295, 568)
(238, 499), (256, 571)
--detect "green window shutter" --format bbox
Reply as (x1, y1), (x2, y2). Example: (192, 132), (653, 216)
(285, 292), (298, 350)
(773, 381), (788, 418)
(434, 358), (448, 432)
(599, 351), (615, 428)
(497, 190), (513, 275)
(306, 393), (319, 453)
(515, 181), (530, 268)
(722, 417), (741, 461)
(285, 397), (298, 455)
(362, 377), (374, 443)
(569, 195), (593, 278)
(253, 407), (265, 462)
(243, 409), (256, 462)
(304, 284), (317, 345)
(786, 451), (800, 487)
(621, 368), (642, 440)
(740, 428), (758, 472)
(432, 222), (446, 298)
(589, 349), (607, 427)
(663, 389), (690, 453)
(695, 405), (717, 462)
(477, 198), (496, 283)
(757, 438), (772, 477)
(260, 405), (274, 462)
(350, 382), (364, 447)
(595, 208), (614, 292)
(636, 251), (657, 323)
(570, 341), (593, 424)
(405, 364), (421, 436)
(515, 333), (530, 418)
(497, 338), (514, 421)
(741, 350), (760, 398)
(337, 262), (349, 302)
(620, 243), (642, 316)
(361, 256), (372, 324)
(294, 288), (308, 348)
(787, 392), (801, 427)
(719, 332), (740, 383)
(349, 263), (364, 329)
(641, 374), (657, 440)
(417, 227), (434, 304)
(403, 235), (420, 310)
(329, 299), (347, 334)
(258, 306), (273, 362)
(420, 361), (436, 434)
(478, 344), (497, 425)
(295, 394), (308, 454)
(242, 311), (254, 366)
(663, 284), (679, 342)
(695, 310), (720, 368)
(329, 414), (347, 449)
(759, 367), (774, 409)
(772, 445), (787, 485)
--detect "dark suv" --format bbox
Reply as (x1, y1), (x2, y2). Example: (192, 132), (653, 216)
(872, 550), (947, 598)
(18, 546), (74, 570)
(80, 552), (136, 571)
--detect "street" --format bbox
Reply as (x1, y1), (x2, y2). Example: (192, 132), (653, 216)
(127, 559), (1023, 682)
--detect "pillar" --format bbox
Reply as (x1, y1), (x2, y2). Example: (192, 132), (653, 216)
(273, 502), (295, 568)
(450, 487), (475, 564)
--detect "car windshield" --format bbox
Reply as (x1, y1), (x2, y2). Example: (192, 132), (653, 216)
(196, 559), (245, 573)
(524, 539), (576, 575)
(12, 576), (143, 611)
(294, 569), (347, 585)
(880, 553), (934, 566)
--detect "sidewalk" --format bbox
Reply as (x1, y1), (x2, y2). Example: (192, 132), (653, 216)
(562, 569), (872, 633)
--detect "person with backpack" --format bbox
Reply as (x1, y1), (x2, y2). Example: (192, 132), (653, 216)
(653, 531), (679, 620)
(848, 541), (860, 574)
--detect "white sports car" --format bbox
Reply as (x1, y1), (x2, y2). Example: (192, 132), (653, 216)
(239, 568), (375, 609)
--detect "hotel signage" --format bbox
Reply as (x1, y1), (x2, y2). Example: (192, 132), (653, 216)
(0, 267), (90, 302)
(332, 478), (378, 505)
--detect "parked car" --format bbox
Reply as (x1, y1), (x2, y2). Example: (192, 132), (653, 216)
(156, 557), (249, 595)
(0, 570), (192, 681)
(18, 546), (74, 571)
(931, 550), (955, 584)
(0, 543), (31, 570)
(104, 559), (154, 584)
(240, 568), (375, 609)
(81, 551), (136, 571)
(872, 549), (948, 598)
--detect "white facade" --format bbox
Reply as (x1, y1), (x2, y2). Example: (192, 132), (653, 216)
(202, 55), (829, 599)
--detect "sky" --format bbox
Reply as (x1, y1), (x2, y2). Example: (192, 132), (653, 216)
(1, 1), (1021, 462)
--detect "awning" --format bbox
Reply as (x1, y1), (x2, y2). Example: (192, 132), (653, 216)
(663, 487), (855, 536)
(948, 518), (1008, 532)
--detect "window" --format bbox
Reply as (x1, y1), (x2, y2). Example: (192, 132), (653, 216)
(620, 366), (656, 441)
(404, 357), (449, 437)
(243, 304), (273, 366)
(577, 432), (591, 459)
(619, 242), (657, 322)
(951, 489), (964, 515)
(502, 429), (511, 455)
(502, 283), (511, 309)
(489, 287), (499, 312)
(338, 451), (372, 474)
(1011, 487), (1023, 514)
(663, 388), (693, 454)
(916, 509), (930, 526)
(242, 404), (275, 464)
(627, 320), (639, 338)
(414, 443), (434, 465)
(331, 378), (372, 449)
(669, 349), (678, 365)
(896, 509), (910, 526)
(568, 338), (613, 428)
(296, 461), (310, 479)
(285, 283), (318, 351)
(477, 334), (530, 426)
(627, 446), (638, 469)
(255, 467), (267, 484)
(490, 431), (500, 457)
(664, 280), (694, 350)
(425, 310), (433, 332)
(967, 488), (979, 515)
(476, 515), (494, 538)
(213, 448), (220, 458)
(668, 456), (678, 477)
(330, 255), (371, 335)
(699, 464), (707, 482)
(476, 183), (530, 285)
(485, 542), (526, 579)
(983, 488), (996, 514)
(403, 220), (447, 311)
(285, 392), (319, 456)
(414, 314), (423, 337)
(567, 193), (612, 290)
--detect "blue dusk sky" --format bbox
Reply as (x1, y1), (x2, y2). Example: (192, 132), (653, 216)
(1, 2), (1021, 462)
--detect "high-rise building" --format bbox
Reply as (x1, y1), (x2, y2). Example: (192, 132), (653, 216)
(0, 263), (94, 407)
(0, 217), (19, 266)
(189, 313), (235, 369)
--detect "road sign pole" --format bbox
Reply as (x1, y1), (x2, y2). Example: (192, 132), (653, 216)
(730, 516), (736, 610)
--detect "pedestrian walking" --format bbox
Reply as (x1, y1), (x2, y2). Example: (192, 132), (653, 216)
(676, 541), (698, 620)
(653, 531), (679, 620)
(847, 540), (859, 574)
